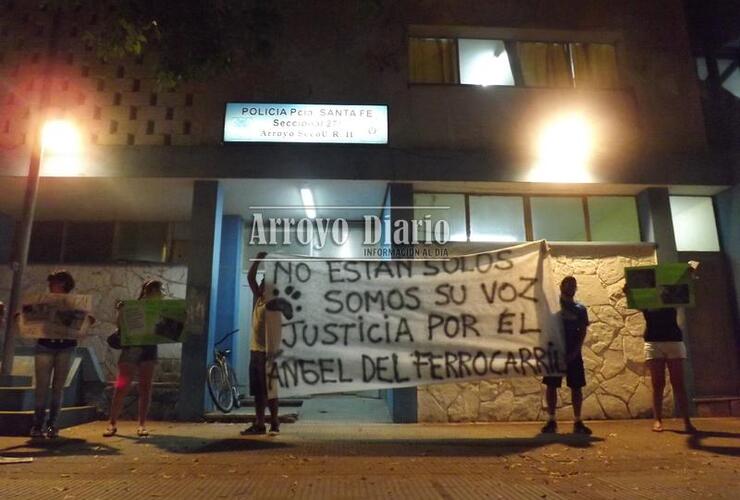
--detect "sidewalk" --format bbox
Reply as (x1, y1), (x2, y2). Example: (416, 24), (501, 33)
(0, 418), (738, 499)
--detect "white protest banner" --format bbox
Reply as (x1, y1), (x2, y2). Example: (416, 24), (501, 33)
(18, 293), (93, 340)
(263, 241), (565, 398)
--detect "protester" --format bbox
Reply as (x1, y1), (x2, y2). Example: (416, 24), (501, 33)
(30, 271), (79, 438)
(103, 280), (163, 438)
(541, 276), (592, 435)
(241, 251), (280, 435)
(624, 264), (698, 433)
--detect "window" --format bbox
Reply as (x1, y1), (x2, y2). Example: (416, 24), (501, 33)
(515, 42), (572, 88)
(469, 196), (525, 242)
(64, 222), (115, 262)
(588, 196), (640, 242)
(28, 221), (64, 263)
(409, 34), (618, 89)
(115, 222), (169, 262)
(409, 37), (458, 84)
(458, 39), (514, 86)
(571, 43), (619, 89)
(669, 196), (720, 252)
(530, 197), (588, 241)
(415, 193), (641, 243)
(413, 193), (467, 241)
(696, 57), (740, 98)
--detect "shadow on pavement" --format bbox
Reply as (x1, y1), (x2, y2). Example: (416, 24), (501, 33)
(121, 434), (294, 454)
(685, 430), (740, 457)
(0, 437), (119, 458)
(293, 435), (603, 457)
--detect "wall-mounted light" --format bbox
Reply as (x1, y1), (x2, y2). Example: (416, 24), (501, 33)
(527, 113), (594, 183)
(300, 187), (316, 219)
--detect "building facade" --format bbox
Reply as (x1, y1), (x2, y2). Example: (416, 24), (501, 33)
(1, 1), (738, 422)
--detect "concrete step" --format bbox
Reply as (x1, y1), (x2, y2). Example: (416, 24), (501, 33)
(237, 396), (305, 407)
(0, 405), (99, 436)
(694, 395), (740, 417)
(0, 384), (80, 411)
(204, 409), (299, 424)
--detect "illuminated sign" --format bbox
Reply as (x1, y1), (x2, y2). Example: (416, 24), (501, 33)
(223, 103), (388, 144)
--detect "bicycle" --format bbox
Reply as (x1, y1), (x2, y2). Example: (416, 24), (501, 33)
(206, 329), (241, 413)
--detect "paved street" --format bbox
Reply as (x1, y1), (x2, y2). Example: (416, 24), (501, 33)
(0, 418), (738, 499)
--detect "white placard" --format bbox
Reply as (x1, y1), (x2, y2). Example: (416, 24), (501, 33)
(18, 293), (93, 340)
(223, 103), (388, 144)
(263, 241), (565, 398)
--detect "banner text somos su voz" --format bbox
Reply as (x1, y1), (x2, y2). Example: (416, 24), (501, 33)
(264, 242), (566, 397)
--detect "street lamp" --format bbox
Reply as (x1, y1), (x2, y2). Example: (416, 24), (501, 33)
(0, 119), (81, 377)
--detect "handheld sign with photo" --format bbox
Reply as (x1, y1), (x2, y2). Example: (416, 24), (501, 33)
(262, 241), (565, 398)
(18, 293), (93, 340)
(119, 299), (187, 346)
(624, 263), (694, 309)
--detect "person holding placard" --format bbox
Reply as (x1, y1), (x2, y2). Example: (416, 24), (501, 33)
(541, 276), (592, 435)
(30, 271), (79, 438)
(624, 263), (698, 434)
(241, 252), (281, 435)
(103, 280), (162, 438)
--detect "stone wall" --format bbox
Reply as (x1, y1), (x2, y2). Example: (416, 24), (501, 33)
(0, 264), (187, 381)
(418, 245), (674, 422)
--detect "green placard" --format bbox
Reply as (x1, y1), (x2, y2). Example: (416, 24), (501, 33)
(120, 299), (187, 346)
(624, 264), (694, 310)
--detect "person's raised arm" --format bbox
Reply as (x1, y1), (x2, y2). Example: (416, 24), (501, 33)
(248, 251), (268, 297)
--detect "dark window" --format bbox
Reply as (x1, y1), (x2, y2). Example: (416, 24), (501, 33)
(64, 222), (114, 262)
(28, 221), (64, 263)
(114, 222), (168, 263)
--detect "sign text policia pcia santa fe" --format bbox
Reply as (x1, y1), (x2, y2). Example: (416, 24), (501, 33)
(223, 103), (389, 144)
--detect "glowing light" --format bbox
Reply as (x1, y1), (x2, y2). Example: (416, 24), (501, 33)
(300, 188), (316, 219)
(40, 120), (83, 176)
(527, 113), (594, 183)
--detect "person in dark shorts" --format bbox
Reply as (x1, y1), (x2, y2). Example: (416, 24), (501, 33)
(241, 252), (280, 435)
(103, 280), (163, 438)
(541, 276), (592, 435)
(30, 271), (85, 438)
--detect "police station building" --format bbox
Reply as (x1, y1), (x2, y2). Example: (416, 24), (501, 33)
(0, 1), (738, 425)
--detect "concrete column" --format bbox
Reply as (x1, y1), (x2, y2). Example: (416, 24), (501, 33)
(636, 187), (696, 416)
(383, 182), (418, 423)
(714, 185), (740, 374)
(215, 215), (244, 382)
(637, 188), (678, 262)
(177, 181), (223, 421)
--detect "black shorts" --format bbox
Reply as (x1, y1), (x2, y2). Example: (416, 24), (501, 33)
(543, 357), (586, 389)
(249, 350), (268, 403)
(118, 345), (158, 365)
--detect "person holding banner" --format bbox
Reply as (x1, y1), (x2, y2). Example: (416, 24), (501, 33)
(30, 271), (79, 438)
(103, 280), (162, 438)
(241, 252), (280, 435)
(541, 276), (592, 435)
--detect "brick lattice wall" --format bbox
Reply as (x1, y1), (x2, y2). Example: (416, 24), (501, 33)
(0, 2), (201, 150)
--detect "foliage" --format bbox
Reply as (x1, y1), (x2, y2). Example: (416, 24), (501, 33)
(42, 0), (281, 88)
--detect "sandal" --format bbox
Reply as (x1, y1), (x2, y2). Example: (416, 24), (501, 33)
(103, 425), (118, 438)
(136, 426), (150, 437)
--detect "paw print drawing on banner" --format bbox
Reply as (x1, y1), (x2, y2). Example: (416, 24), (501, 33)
(266, 285), (302, 320)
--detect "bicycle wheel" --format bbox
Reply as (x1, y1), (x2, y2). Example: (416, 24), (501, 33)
(207, 363), (234, 413)
(225, 363), (241, 409)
